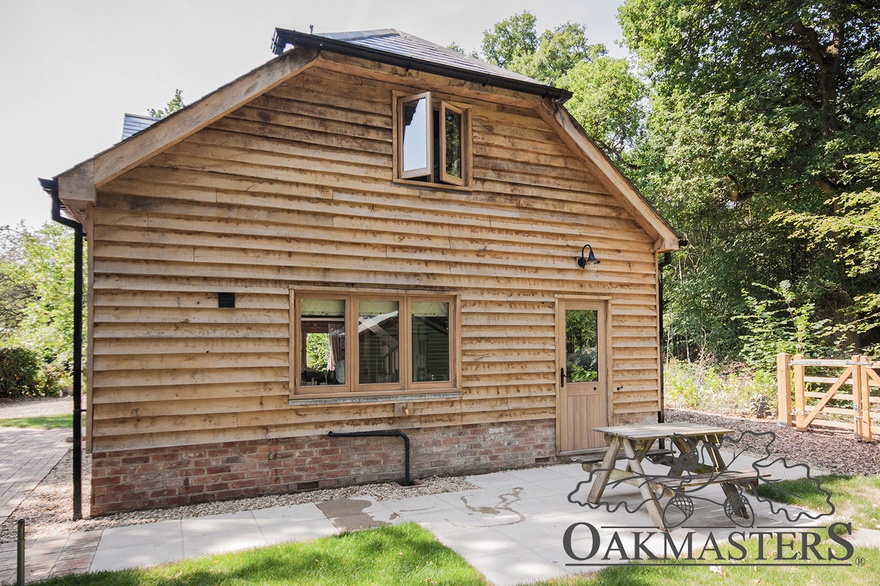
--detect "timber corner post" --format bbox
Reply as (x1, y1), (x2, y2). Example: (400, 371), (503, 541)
(858, 355), (872, 442)
(793, 354), (806, 431)
(777, 352), (792, 427)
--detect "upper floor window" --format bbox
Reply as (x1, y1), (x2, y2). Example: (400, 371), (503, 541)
(395, 92), (471, 188)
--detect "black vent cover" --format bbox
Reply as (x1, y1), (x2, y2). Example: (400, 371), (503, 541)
(218, 292), (235, 308)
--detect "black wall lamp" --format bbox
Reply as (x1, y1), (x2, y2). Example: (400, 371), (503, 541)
(577, 244), (600, 270)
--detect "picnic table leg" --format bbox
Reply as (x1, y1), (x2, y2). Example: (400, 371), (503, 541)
(703, 437), (750, 519)
(587, 435), (620, 503)
(620, 439), (667, 531)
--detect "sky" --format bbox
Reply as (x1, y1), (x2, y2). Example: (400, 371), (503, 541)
(0, 0), (627, 228)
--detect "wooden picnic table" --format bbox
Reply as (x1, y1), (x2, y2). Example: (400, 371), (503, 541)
(582, 422), (760, 530)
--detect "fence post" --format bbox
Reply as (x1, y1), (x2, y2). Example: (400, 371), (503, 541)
(859, 356), (872, 441)
(793, 354), (806, 431)
(16, 519), (24, 586)
(777, 352), (792, 426)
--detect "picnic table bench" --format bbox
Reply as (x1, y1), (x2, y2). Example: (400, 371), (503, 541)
(580, 422), (768, 530)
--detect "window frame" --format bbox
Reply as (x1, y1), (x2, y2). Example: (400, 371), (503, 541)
(398, 92), (433, 180)
(393, 91), (471, 189)
(290, 289), (459, 398)
(440, 102), (467, 186)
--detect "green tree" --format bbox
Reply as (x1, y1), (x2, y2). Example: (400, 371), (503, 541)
(558, 57), (647, 163)
(0, 223), (83, 385)
(620, 0), (880, 359)
(480, 11), (539, 69)
(479, 13), (644, 163)
(148, 89), (185, 119)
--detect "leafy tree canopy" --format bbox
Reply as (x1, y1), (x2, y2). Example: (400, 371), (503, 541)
(621, 0), (880, 358)
(0, 223), (82, 371)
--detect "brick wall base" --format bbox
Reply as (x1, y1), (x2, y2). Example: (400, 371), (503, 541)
(90, 420), (560, 516)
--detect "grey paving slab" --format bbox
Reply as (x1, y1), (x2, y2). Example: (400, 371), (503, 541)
(258, 517), (339, 545)
(183, 527), (267, 558)
(0, 427), (70, 524)
(27, 457), (832, 585)
(91, 537), (185, 572)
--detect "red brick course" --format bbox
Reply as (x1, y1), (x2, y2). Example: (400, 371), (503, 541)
(90, 420), (558, 515)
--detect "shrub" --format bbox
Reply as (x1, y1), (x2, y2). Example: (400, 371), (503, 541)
(665, 357), (777, 417)
(0, 347), (64, 398)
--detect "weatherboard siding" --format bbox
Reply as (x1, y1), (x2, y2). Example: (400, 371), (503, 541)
(87, 63), (660, 453)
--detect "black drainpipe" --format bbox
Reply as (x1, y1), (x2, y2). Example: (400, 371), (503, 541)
(657, 239), (689, 428)
(40, 178), (84, 521)
(327, 430), (412, 486)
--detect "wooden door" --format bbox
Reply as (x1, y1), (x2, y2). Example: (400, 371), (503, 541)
(557, 300), (609, 454)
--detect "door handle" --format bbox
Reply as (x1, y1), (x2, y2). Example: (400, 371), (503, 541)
(560, 367), (566, 388)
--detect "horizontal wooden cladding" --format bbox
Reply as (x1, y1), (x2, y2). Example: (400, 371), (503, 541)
(102, 164), (643, 240)
(86, 62), (664, 452)
(93, 307), (287, 324)
(93, 392), (553, 428)
(92, 290), (288, 310)
(91, 259), (656, 292)
(93, 337), (287, 356)
(90, 227), (656, 276)
(92, 352), (288, 372)
(92, 366), (288, 389)
(92, 322), (288, 339)
(91, 209), (653, 276)
(90, 406), (554, 452)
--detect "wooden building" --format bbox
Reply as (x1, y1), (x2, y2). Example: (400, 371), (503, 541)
(48, 29), (680, 515)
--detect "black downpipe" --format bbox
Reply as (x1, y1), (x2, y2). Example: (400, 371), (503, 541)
(41, 178), (84, 521)
(657, 252), (672, 427)
(327, 430), (412, 486)
(657, 239), (689, 429)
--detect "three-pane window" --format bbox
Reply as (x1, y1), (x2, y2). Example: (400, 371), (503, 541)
(292, 292), (457, 395)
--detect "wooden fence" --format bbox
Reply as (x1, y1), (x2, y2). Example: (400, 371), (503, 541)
(777, 353), (880, 441)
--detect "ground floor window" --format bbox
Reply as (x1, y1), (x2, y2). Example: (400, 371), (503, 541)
(291, 290), (457, 396)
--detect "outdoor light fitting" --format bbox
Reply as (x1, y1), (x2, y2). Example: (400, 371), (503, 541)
(577, 244), (600, 270)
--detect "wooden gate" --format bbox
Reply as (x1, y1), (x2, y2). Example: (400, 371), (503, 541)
(777, 353), (880, 440)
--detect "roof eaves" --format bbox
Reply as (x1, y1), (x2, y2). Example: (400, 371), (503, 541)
(272, 28), (572, 103)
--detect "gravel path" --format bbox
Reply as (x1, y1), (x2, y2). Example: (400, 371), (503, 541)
(0, 449), (476, 543)
(3, 405), (879, 543)
(0, 396), (72, 419)
(666, 408), (880, 475)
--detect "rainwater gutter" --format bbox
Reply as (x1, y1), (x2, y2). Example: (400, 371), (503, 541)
(39, 177), (84, 521)
(327, 430), (412, 486)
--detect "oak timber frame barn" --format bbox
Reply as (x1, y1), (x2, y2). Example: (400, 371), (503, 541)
(46, 29), (680, 515)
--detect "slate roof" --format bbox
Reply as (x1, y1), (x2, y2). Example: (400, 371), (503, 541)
(272, 28), (572, 102)
(320, 29), (541, 85)
(121, 113), (159, 140)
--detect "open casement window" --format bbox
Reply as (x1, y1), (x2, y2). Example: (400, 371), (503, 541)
(395, 92), (470, 187)
(291, 291), (458, 396)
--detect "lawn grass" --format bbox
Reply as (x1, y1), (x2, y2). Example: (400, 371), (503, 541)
(0, 413), (79, 429)
(756, 474), (880, 531)
(34, 522), (486, 586)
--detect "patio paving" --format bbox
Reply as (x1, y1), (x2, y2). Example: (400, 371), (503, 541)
(1, 449), (845, 585)
(0, 428), (69, 524)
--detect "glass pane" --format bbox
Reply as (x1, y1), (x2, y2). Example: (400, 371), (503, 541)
(402, 97), (429, 174)
(444, 109), (462, 179)
(566, 309), (599, 382)
(359, 300), (400, 384)
(301, 298), (346, 386)
(412, 301), (450, 382)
